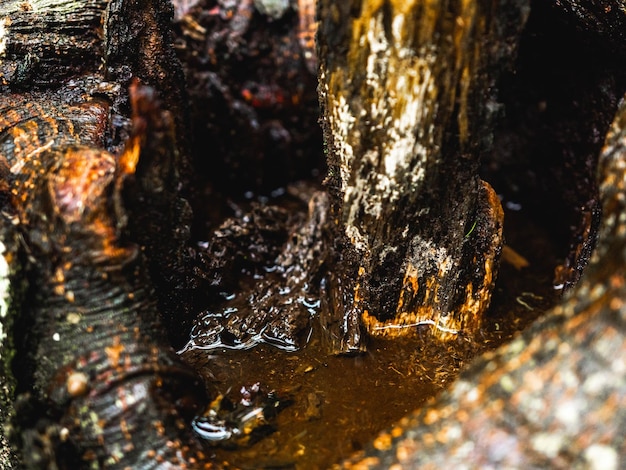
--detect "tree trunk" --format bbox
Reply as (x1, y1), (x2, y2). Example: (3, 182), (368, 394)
(0, 0), (207, 466)
(342, 90), (626, 469)
(316, 0), (527, 353)
(105, 0), (198, 348)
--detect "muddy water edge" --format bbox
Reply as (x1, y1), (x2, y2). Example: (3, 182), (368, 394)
(180, 198), (562, 469)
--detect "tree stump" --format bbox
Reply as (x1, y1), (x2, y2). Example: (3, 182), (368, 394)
(342, 90), (626, 469)
(316, 0), (529, 352)
(0, 0), (208, 466)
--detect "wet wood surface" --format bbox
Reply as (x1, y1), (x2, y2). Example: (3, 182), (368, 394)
(316, 0), (531, 352)
(342, 91), (626, 469)
(0, 0), (209, 467)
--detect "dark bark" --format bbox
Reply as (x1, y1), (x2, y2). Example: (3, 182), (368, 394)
(105, 0), (198, 347)
(486, 1), (621, 293)
(182, 190), (328, 353)
(0, 0), (208, 467)
(0, 80), (208, 468)
(341, 91), (626, 469)
(316, 0), (528, 352)
(0, 228), (23, 470)
(0, 0), (108, 89)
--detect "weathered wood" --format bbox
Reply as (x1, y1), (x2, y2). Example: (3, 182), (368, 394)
(0, 0), (624, 467)
(488, 1), (620, 294)
(0, 0), (209, 466)
(168, 0), (327, 355)
(317, 0), (527, 352)
(182, 190), (328, 353)
(0, 81), (209, 468)
(341, 92), (626, 469)
(0, 225), (23, 470)
(0, 0), (108, 89)
(105, 0), (197, 347)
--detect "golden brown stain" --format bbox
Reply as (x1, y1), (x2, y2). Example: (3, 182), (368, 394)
(105, 336), (125, 369)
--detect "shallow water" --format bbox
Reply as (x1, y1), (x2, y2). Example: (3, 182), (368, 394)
(180, 199), (562, 469)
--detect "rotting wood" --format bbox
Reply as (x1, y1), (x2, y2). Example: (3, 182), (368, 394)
(0, 0), (209, 466)
(316, 0), (529, 352)
(105, 0), (198, 348)
(0, 0), (108, 89)
(340, 90), (626, 470)
(0, 81), (209, 467)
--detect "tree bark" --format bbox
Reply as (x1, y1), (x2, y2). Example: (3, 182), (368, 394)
(1, 0), (625, 467)
(0, 0), (108, 89)
(341, 91), (626, 469)
(105, 0), (198, 348)
(317, 0), (527, 352)
(0, 0), (207, 467)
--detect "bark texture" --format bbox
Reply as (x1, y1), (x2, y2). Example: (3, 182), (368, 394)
(182, 191), (328, 353)
(105, 0), (197, 348)
(489, 0), (623, 294)
(0, 0), (208, 467)
(0, 80), (208, 470)
(1, 0), (625, 468)
(341, 93), (626, 469)
(0, 0), (108, 89)
(317, 0), (527, 352)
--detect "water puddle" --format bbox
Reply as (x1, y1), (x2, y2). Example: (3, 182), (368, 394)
(180, 195), (562, 468)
